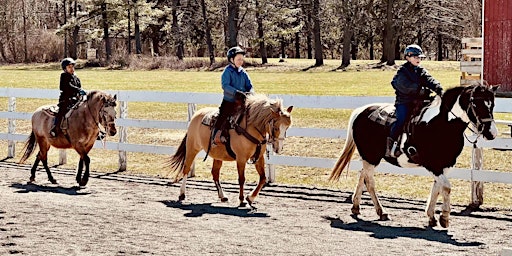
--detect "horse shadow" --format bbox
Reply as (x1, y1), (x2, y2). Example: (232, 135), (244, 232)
(324, 215), (484, 247)
(9, 182), (91, 196)
(160, 200), (270, 218)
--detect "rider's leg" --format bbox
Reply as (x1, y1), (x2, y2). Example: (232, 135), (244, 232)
(387, 104), (410, 157)
(213, 100), (235, 144)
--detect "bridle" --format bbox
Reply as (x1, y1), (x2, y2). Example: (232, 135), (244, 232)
(450, 86), (495, 145)
(85, 95), (116, 135)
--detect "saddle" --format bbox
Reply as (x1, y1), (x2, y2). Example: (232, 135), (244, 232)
(201, 105), (264, 163)
(43, 98), (84, 132)
(369, 96), (438, 163)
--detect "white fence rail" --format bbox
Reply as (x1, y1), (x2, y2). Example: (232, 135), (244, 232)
(2, 88), (512, 191)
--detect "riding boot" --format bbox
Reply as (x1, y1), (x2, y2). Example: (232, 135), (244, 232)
(385, 137), (396, 158)
(213, 129), (226, 145)
(50, 116), (60, 137)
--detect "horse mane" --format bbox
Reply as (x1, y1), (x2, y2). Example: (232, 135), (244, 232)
(245, 94), (284, 128)
(440, 86), (466, 112)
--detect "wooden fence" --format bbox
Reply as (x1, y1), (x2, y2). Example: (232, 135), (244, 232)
(2, 88), (512, 205)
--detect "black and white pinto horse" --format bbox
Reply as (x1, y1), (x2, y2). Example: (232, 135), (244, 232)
(330, 84), (498, 228)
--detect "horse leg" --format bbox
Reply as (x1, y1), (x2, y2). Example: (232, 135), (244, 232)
(351, 165), (368, 215)
(79, 155), (91, 186)
(76, 159), (84, 185)
(211, 159), (228, 202)
(426, 176), (442, 227)
(438, 173), (451, 228)
(246, 157), (267, 208)
(177, 149), (200, 201)
(28, 154), (41, 183)
(41, 157), (57, 184)
(236, 160), (247, 207)
(362, 161), (389, 221)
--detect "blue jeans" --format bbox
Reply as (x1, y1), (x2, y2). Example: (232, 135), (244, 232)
(390, 103), (412, 140)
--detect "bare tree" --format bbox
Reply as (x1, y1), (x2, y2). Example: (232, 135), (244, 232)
(312, 0), (322, 66)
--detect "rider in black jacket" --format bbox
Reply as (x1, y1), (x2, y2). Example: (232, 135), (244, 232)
(387, 45), (443, 158)
(50, 58), (86, 137)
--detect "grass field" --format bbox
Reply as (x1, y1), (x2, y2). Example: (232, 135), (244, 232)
(1, 59), (511, 209)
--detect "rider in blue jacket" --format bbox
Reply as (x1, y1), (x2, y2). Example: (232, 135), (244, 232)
(213, 46), (254, 144)
(387, 44), (443, 158)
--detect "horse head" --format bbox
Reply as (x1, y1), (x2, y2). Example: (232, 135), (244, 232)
(97, 92), (118, 136)
(268, 100), (293, 154)
(458, 84), (499, 140)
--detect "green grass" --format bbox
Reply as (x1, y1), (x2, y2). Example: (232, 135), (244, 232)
(1, 59), (511, 209)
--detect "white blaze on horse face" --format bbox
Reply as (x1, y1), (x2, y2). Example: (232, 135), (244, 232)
(274, 123), (288, 154)
(448, 95), (470, 123)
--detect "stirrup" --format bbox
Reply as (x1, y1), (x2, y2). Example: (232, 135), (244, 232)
(49, 127), (57, 137)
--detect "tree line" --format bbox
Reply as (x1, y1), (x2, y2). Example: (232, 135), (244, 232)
(0, 0), (482, 67)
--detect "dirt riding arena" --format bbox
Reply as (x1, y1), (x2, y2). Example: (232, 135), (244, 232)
(1, 162), (511, 256)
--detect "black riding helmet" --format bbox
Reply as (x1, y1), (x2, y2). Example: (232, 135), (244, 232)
(61, 57), (76, 70)
(404, 44), (426, 58)
(226, 46), (245, 63)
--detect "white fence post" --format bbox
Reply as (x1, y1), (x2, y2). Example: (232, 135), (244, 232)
(119, 100), (128, 171)
(187, 103), (196, 177)
(7, 97), (16, 158)
(470, 146), (484, 207)
(265, 143), (276, 183)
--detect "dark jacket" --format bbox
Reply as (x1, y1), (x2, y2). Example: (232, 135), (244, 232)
(221, 64), (254, 102)
(59, 72), (82, 101)
(391, 62), (442, 105)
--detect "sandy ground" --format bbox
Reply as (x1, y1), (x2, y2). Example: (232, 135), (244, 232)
(1, 161), (511, 256)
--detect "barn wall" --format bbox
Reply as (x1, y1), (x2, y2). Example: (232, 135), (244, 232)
(484, 0), (512, 91)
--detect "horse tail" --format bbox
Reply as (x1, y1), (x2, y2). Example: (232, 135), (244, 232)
(168, 134), (187, 181)
(329, 108), (360, 182)
(19, 131), (37, 164)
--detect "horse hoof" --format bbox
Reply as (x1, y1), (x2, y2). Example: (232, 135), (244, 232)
(239, 202), (247, 208)
(440, 216), (449, 228)
(245, 196), (257, 210)
(220, 197), (229, 202)
(178, 194), (185, 201)
(49, 178), (58, 184)
(79, 179), (88, 187)
(351, 206), (360, 215)
(428, 217), (438, 227)
(379, 213), (390, 221)
(28, 177), (35, 184)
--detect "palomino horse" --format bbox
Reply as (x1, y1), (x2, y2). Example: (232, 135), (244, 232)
(19, 90), (117, 186)
(169, 94), (293, 208)
(330, 84), (498, 227)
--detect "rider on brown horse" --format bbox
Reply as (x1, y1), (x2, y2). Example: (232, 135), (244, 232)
(50, 58), (86, 137)
(213, 46), (254, 145)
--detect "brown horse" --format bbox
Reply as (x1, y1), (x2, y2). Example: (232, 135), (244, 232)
(169, 94), (293, 208)
(19, 90), (117, 186)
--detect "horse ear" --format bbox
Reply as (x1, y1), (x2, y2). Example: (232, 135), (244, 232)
(287, 106), (293, 113)
(113, 94), (117, 101)
(491, 85), (500, 93)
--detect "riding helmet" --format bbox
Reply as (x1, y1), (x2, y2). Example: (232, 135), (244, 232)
(404, 44), (426, 58)
(226, 46), (245, 62)
(61, 57), (76, 70)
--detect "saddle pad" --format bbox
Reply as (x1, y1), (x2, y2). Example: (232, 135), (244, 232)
(368, 104), (396, 126)
(202, 110), (219, 127)
(42, 105), (59, 115)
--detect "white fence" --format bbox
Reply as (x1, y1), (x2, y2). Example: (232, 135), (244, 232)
(2, 88), (512, 195)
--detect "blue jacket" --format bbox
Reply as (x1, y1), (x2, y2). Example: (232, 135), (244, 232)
(391, 62), (442, 105)
(221, 64), (254, 102)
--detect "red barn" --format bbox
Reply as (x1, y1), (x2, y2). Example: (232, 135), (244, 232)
(484, 0), (512, 91)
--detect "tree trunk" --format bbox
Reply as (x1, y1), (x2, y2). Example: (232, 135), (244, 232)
(101, 3), (111, 62)
(127, 1), (131, 54)
(200, 0), (215, 65)
(384, 0), (395, 65)
(294, 32), (300, 58)
(63, 0), (68, 58)
(437, 30), (443, 61)
(171, 0), (183, 59)
(341, 25), (352, 67)
(227, 0), (239, 47)
(255, 0), (267, 64)
(134, 0), (142, 54)
(21, 0), (28, 62)
(280, 37), (286, 60)
(304, 0), (313, 59)
(312, 0), (323, 66)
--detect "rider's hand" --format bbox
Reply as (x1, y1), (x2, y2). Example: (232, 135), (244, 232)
(79, 89), (86, 96)
(435, 87), (443, 97)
